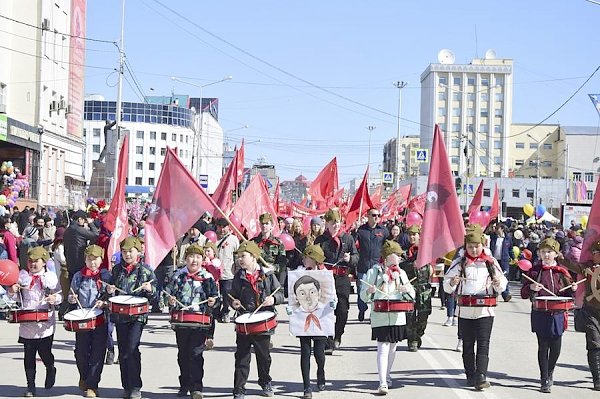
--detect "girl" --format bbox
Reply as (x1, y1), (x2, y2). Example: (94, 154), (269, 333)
(360, 240), (415, 395)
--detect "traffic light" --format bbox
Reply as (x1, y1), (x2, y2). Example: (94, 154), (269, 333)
(455, 177), (462, 195)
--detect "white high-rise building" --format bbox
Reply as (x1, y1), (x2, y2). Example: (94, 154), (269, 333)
(420, 50), (513, 179)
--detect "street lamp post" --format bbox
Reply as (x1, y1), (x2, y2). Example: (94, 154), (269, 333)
(366, 125), (376, 169)
(393, 81), (407, 189)
(527, 132), (552, 207)
(171, 76), (232, 179)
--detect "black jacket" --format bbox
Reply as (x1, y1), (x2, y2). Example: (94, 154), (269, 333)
(63, 223), (99, 273)
(230, 267), (284, 314)
(314, 231), (358, 271)
(355, 223), (389, 274)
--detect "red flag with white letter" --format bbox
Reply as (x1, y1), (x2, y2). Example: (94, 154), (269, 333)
(415, 125), (465, 268)
(104, 135), (129, 261)
(144, 148), (215, 269)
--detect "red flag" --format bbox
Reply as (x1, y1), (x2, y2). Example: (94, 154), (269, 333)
(467, 180), (485, 215)
(370, 185), (384, 208)
(212, 142), (244, 214)
(381, 184), (411, 220)
(489, 183), (500, 221)
(232, 174), (280, 238)
(104, 135), (129, 260)
(408, 193), (427, 216)
(144, 148), (215, 269)
(582, 179), (600, 263)
(235, 140), (245, 188)
(415, 125), (465, 268)
(344, 168), (374, 229)
(308, 157), (338, 203)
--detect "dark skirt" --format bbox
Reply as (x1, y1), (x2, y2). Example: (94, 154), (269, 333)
(531, 310), (566, 337)
(371, 325), (407, 343)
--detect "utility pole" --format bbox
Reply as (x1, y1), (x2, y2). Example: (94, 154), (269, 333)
(393, 81), (407, 189)
(367, 125), (376, 169)
(463, 137), (470, 212)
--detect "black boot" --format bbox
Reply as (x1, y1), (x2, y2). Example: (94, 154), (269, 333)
(105, 350), (115, 365)
(474, 373), (490, 391)
(24, 369), (36, 397)
(588, 349), (600, 391)
(540, 379), (551, 393)
(44, 366), (56, 389)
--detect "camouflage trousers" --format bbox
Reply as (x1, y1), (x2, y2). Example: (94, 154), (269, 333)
(406, 310), (431, 346)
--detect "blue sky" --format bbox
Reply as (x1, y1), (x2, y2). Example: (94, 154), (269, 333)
(84, 0), (600, 185)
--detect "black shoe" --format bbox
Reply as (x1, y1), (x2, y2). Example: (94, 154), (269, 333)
(177, 387), (189, 397)
(23, 387), (35, 397)
(540, 379), (551, 393)
(334, 339), (341, 349)
(130, 388), (142, 399)
(358, 311), (365, 322)
(105, 350), (115, 365)
(302, 391), (312, 399)
(503, 294), (512, 302)
(233, 394), (245, 399)
(317, 383), (326, 391)
(324, 348), (333, 355)
(191, 391), (203, 399)
(474, 374), (490, 390)
(260, 383), (274, 397)
(547, 372), (553, 388)
(594, 380), (600, 391)
(44, 366), (56, 389)
(466, 375), (476, 387)
(408, 341), (418, 352)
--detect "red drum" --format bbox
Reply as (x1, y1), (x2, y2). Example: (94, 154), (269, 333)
(235, 311), (278, 335)
(63, 308), (105, 332)
(373, 299), (415, 312)
(170, 310), (212, 328)
(458, 295), (497, 307)
(108, 295), (149, 317)
(533, 296), (574, 312)
(7, 309), (50, 323)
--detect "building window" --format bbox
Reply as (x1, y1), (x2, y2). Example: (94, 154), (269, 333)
(480, 140), (488, 149)
(466, 124), (474, 133)
(453, 77), (461, 86)
(588, 190), (595, 200)
(452, 123), (460, 132)
(439, 76), (447, 86)
(438, 123), (446, 132)
(494, 124), (503, 133)
(135, 177), (142, 185)
(179, 149), (183, 157)
(516, 142), (525, 149)
(149, 162), (155, 171)
(160, 148), (166, 155)
(494, 108), (503, 118)
(172, 133), (177, 141)
(136, 146), (143, 154)
(467, 77), (475, 86)
(480, 109), (489, 118)
(451, 139), (460, 148)
(494, 156), (502, 164)
(93, 128), (101, 137)
(136, 162), (143, 170)
(149, 177), (155, 186)
(149, 147), (156, 155)
(529, 160), (537, 167)
(543, 143), (552, 150)
(92, 144), (100, 153)
(481, 77), (489, 86)
(573, 172), (581, 181)
(180, 134), (184, 143)
(481, 93), (489, 102)
(494, 140), (502, 149)
(150, 131), (156, 140)
(161, 132), (167, 140)
(452, 108), (461, 117)
(437, 107), (446, 116)
(495, 93), (504, 102)
(512, 189), (520, 198)
(529, 142), (538, 149)
(452, 92), (462, 101)
(83, 128), (86, 137)
(515, 160), (524, 166)
(451, 156), (459, 164)
(136, 130), (144, 139)
(479, 124), (489, 133)
(186, 136), (189, 144)
(526, 190), (534, 198)
(467, 93), (476, 101)
(495, 76), (504, 87)
(438, 92), (447, 101)
(541, 161), (551, 167)
(467, 108), (475, 117)
(585, 172), (594, 182)
(483, 188), (491, 197)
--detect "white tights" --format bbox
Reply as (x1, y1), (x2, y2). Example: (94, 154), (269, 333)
(377, 341), (398, 385)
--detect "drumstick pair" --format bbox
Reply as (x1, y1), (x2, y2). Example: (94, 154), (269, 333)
(522, 274), (557, 297)
(251, 286), (282, 317)
(161, 290), (187, 309)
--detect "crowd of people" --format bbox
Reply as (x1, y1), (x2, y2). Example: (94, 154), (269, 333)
(0, 203), (597, 398)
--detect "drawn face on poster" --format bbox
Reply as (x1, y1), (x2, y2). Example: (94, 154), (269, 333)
(287, 270), (336, 337)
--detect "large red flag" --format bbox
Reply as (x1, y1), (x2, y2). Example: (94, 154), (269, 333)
(344, 168), (374, 229)
(370, 184), (384, 208)
(489, 183), (500, 221)
(415, 125), (465, 268)
(408, 192), (427, 216)
(104, 135), (129, 260)
(232, 174), (280, 238)
(582, 179), (600, 263)
(144, 148), (215, 269)
(467, 180), (485, 215)
(308, 157), (338, 203)
(212, 143), (244, 214)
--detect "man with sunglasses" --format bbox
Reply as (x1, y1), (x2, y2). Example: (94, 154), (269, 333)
(355, 208), (389, 322)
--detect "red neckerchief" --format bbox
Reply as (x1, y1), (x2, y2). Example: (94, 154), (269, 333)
(386, 265), (401, 281)
(245, 269), (261, 294)
(542, 263), (571, 277)
(124, 263), (136, 274)
(465, 253), (493, 265)
(304, 312), (322, 332)
(186, 270), (205, 282)
(29, 274), (42, 289)
(258, 235), (277, 248)
(81, 267), (102, 290)
(305, 264), (325, 271)
(408, 245), (418, 259)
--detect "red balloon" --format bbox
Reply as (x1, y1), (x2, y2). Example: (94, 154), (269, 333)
(405, 211), (422, 227)
(522, 249), (532, 260)
(0, 259), (19, 285)
(279, 233), (296, 251)
(204, 230), (217, 244)
(517, 259), (532, 272)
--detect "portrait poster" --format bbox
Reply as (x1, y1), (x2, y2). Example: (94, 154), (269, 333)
(287, 270), (336, 337)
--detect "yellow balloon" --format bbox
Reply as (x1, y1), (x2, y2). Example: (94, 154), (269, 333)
(523, 203), (534, 217)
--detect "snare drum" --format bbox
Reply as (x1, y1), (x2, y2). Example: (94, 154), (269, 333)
(108, 295), (149, 316)
(7, 309), (50, 323)
(63, 308), (105, 332)
(169, 310), (212, 328)
(373, 299), (414, 312)
(533, 296), (574, 312)
(458, 295), (497, 307)
(234, 311), (277, 335)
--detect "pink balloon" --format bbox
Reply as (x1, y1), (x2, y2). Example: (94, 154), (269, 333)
(517, 259), (532, 272)
(469, 211), (484, 225)
(279, 233), (296, 251)
(229, 214), (242, 230)
(0, 259), (19, 285)
(405, 211), (422, 227)
(480, 211), (490, 227)
(204, 230), (217, 244)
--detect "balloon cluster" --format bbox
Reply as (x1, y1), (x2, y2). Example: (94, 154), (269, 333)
(522, 203), (548, 219)
(469, 210), (491, 227)
(0, 160), (29, 208)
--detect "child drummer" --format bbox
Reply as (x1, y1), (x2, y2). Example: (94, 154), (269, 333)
(68, 244), (112, 398)
(106, 237), (157, 399)
(444, 225), (507, 391)
(230, 241), (284, 399)
(165, 244), (219, 399)
(359, 240), (415, 395)
(7, 246), (62, 397)
(521, 238), (573, 393)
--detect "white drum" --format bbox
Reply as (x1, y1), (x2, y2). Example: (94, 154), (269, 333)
(63, 308), (105, 332)
(109, 295), (149, 317)
(234, 311), (278, 335)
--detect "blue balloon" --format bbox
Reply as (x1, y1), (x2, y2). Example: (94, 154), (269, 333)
(535, 204), (546, 218)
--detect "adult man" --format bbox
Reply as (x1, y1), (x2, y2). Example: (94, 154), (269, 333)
(215, 217), (240, 323)
(315, 208), (358, 352)
(252, 213), (287, 287)
(178, 222), (207, 267)
(355, 208), (388, 321)
(489, 223), (514, 302)
(62, 210), (99, 318)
